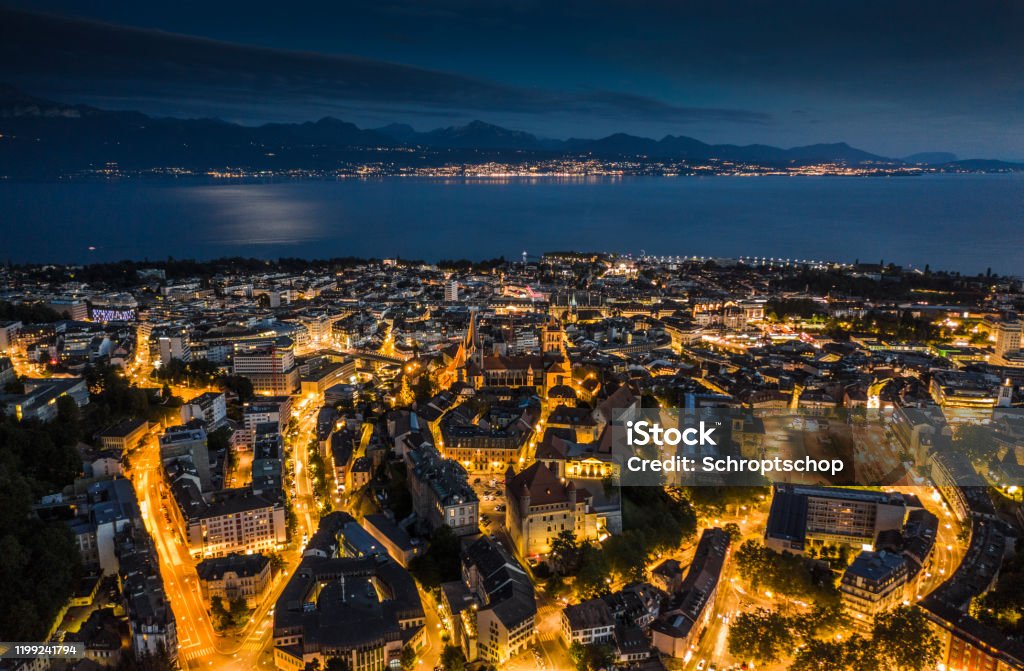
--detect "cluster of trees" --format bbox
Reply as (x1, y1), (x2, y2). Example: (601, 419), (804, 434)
(772, 267), (993, 301)
(766, 298), (826, 320)
(153, 357), (256, 402)
(11, 256), (372, 287)
(439, 644), (467, 671)
(84, 363), (180, 435)
(306, 448), (332, 512)
(975, 538), (1024, 634)
(952, 423), (1001, 462)
(687, 485), (770, 515)
(437, 257), (507, 272)
(152, 357), (219, 386)
(734, 540), (839, 603)
(409, 525), (462, 589)
(544, 487), (698, 598)
(547, 530), (612, 598)
(377, 460), (413, 521)
(0, 396), (84, 639)
(827, 311), (942, 342)
(210, 596), (250, 631)
(568, 641), (615, 671)
(0, 300), (63, 323)
(728, 604), (939, 671)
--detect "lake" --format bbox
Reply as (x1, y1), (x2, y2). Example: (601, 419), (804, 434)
(1, 174), (1022, 274)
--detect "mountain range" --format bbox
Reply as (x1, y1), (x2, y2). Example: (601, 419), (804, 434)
(1, 84), (1020, 177)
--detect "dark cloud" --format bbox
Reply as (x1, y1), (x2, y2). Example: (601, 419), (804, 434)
(0, 8), (768, 127)
(0, 1), (1021, 156)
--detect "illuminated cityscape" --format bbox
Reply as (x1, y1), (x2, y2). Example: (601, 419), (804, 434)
(2, 2), (1024, 671)
(1, 254), (1023, 671)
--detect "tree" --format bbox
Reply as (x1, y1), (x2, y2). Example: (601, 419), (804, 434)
(727, 608), (795, 664)
(602, 531), (648, 582)
(723, 522), (743, 544)
(871, 606), (940, 671)
(409, 525), (462, 589)
(400, 645), (417, 671)
(574, 541), (612, 598)
(550, 530), (580, 575)
(228, 596), (250, 628)
(791, 637), (864, 671)
(396, 375), (415, 407)
(952, 424), (999, 462)
(325, 657), (351, 671)
(440, 645), (466, 671)
(210, 596), (229, 630)
(568, 642), (615, 671)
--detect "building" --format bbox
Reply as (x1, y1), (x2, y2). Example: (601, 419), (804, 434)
(453, 536), (537, 665)
(197, 553), (273, 608)
(0, 356), (14, 388)
(405, 443), (479, 536)
(546, 405), (601, 443)
(504, 461), (600, 559)
(929, 370), (1004, 409)
(649, 559), (685, 594)
(992, 318), (1024, 367)
(97, 418), (149, 453)
(64, 607), (126, 666)
(840, 550), (909, 627)
(116, 525), (178, 664)
(439, 402), (538, 473)
(561, 583), (662, 663)
(445, 280), (459, 302)
(764, 484), (913, 554)
(562, 599), (615, 647)
(233, 341), (299, 395)
(243, 396), (293, 433)
(1, 376), (90, 422)
(651, 528), (730, 658)
(305, 512), (388, 560)
(272, 550), (424, 671)
(0, 320), (21, 353)
(158, 333), (192, 364)
(361, 514), (423, 567)
(66, 478), (143, 574)
(46, 296), (89, 321)
(180, 391), (228, 430)
(159, 424), (213, 491)
(300, 359), (357, 399)
(169, 486), (287, 559)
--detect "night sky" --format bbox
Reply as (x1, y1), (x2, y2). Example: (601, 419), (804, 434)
(1, 1), (1022, 159)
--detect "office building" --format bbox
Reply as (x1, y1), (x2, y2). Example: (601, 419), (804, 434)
(233, 340), (299, 395)
(445, 280), (459, 302)
(765, 484), (913, 554)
